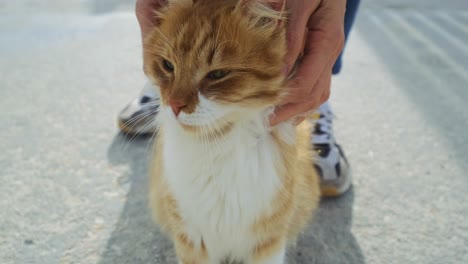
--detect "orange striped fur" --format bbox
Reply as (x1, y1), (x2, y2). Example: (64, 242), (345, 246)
(146, 1), (319, 263)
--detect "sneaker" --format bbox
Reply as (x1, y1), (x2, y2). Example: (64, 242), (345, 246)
(118, 81), (160, 135)
(311, 101), (352, 197)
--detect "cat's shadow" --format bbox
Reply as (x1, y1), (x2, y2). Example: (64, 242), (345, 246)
(100, 133), (177, 264)
(99, 134), (365, 264)
(289, 191), (366, 264)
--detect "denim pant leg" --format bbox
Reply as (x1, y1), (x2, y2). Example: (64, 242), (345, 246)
(332, 0), (361, 75)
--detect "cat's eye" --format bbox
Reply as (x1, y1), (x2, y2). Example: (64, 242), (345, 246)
(162, 59), (174, 72)
(207, 70), (229, 80)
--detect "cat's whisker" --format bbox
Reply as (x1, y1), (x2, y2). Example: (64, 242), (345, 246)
(206, 126), (218, 161)
(206, 124), (220, 158)
(199, 125), (211, 171)
(119, 107), (159, 139)
(204, 126), (213, 169)
(121, 107), (158, 128)
(218, 116), (233, 129)
(203, 125), (210, 154)
(120, 110), (156, 144)
(213, 126), (226, 157)
(144, 128), (159, 156)
(207, 115), (226, 158)
(199, 118), (217, 156)
(131, 117), (156, 140)
(120, 110), (158, 152)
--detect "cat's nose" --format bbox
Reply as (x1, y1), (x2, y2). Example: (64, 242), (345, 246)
(168, 99), (187, 117)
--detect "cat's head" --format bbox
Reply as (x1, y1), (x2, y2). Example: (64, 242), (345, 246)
(144, 0), (287, 133)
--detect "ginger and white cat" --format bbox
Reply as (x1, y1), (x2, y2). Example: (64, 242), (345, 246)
(145, 0), (320, 263)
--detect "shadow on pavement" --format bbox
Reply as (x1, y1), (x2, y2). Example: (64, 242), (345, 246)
(98, 133), (176, 264)
(357, 11), (468, 169)
(99, 133), (365, 263)
(289, 190), (365, 264)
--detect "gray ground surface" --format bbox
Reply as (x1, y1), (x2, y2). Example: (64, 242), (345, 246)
(1, 0), (467, 263)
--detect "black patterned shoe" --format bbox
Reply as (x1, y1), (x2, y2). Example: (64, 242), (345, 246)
(118, 81), (159, 135)
(311, 102), (352, 197)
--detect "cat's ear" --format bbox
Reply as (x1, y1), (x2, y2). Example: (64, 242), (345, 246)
(236, 0), (286, 29)
(152, 0), (193, 25)
(167, 0), (194, 6)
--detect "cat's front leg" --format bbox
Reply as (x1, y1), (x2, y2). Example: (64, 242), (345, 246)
(251, 239), (287, 264)
(175, 247), (208, 264)
(174, 234), (209, 264)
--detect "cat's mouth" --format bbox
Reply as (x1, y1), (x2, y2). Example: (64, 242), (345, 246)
(174, 108), (235, 135)
(178, 120), (234, 138)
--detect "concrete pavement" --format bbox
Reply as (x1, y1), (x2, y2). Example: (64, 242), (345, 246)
(1, 1), (467, 263)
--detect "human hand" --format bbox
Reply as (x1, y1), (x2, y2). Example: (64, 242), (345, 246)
(269, 0), (346, 126)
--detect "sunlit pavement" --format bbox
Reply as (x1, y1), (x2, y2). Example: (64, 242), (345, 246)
(1, 1), (467, 263)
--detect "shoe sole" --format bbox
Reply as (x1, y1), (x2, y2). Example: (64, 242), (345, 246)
(320, 163), (352, 198)
(118, 119), (156, 136)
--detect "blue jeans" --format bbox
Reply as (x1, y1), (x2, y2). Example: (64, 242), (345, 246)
(332, 0), (361, 74)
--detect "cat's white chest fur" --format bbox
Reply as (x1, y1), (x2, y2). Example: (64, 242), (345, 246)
(161, 111), (294, 262)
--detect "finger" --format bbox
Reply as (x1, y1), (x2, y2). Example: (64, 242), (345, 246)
(270, 63), (332, 126)
(269, 102), (311, 126)
(293, 116), (306, 126)
(315, 66), (332, 107)
(282, 0), (345, 104)
(284, 0), (320, 71)
(281, 33), (336, 105)
(319, 83), (331, 105)
(310, 58), (334, 108)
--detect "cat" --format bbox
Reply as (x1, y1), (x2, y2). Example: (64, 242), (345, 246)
(144, 0), (320, 263)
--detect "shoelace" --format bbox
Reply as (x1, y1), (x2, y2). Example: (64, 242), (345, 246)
(312, 103), (335, 145)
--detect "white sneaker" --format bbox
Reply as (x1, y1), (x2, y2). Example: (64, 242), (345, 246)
(311, 101), (352, 197)
(118, 81), (160, 135)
